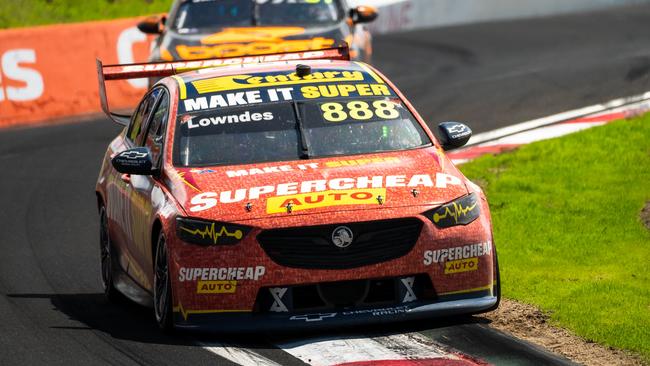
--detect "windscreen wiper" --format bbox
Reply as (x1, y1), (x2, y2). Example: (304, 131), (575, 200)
(292, 101), (311, 159)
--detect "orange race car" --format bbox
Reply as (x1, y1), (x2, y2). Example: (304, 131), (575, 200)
(138, 0), (377, 63)
(95, 46), (500, 331)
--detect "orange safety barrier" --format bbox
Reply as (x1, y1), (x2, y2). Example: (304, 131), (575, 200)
(0, 18), (152, 128)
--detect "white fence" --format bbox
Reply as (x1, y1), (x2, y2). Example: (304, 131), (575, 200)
(349, 0), (650, 34)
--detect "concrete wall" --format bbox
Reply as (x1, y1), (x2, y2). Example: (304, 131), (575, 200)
(349, 0), (650, 34)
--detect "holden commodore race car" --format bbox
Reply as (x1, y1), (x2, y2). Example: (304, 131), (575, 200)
(137, 0), (377, 63)
(95, 46), (500, 331)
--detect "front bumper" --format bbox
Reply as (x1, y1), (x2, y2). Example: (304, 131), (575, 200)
(174, 293), (497, 332)
(169, 200), (498, 332)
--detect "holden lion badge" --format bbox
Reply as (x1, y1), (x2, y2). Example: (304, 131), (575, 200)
(331, 226), (354, 248)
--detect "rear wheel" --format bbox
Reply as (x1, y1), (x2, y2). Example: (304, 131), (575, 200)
(154, 231), (173, 331)
(99, 206), (120, 301)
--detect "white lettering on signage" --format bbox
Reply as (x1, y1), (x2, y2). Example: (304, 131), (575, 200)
(423, 241), (492, 265)
(187, 111), (274, 129)
(117, 26), (150, 88)
(118, 51), (329, 74)
(183, 89), (294, 112)
(226, 162), (319, 178)
(189, 173), (464, 212)
(0, 49), (44, 102)
(178, 266), (266, 281)
(190, 192), (218, 212)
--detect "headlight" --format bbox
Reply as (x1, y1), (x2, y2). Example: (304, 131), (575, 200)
(176, 217), (251, 246)
(424, 193), (480, 228)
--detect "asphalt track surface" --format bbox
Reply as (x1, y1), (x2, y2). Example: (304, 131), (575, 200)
(2, 4), (650, 365)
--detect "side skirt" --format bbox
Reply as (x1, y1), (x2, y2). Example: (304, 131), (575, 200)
(113, 264), (154, 308)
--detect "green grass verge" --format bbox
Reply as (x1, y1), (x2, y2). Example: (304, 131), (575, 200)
(460, 115), (650, 360)
(0, 0), (171, 29)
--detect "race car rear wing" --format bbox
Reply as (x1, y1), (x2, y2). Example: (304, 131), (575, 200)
(96, 46), (351, 126)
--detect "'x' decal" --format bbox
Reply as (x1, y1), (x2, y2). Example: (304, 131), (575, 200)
(269, 287), (288, 312)
(401, 277), (417, 303)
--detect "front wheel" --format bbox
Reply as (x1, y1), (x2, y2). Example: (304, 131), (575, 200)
(99, 206), (120, 302)
(153, 231), (173, 331)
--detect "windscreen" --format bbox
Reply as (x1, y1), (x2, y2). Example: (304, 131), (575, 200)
(173, 67), (432, 167)
(173, 0), (253, 30)
(172, 0), (343, 31)
(256, 0), (343, 26)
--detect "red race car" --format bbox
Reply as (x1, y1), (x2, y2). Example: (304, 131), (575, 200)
(95, 46), (500, 331)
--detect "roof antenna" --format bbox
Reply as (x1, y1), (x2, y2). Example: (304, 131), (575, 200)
(296, 64), (311, 78)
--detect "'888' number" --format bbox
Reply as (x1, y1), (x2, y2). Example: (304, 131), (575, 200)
(320, 100), (400, 123)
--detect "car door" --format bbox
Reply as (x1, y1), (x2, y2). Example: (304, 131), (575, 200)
(125, 88), (170, 290)
(111, 87), (162, 279)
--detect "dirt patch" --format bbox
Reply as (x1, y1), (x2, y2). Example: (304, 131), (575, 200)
(640, 201), (650, 231)
(482, 299), (646, 366)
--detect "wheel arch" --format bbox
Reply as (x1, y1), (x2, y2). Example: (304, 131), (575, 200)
(96, 191), (105, 211)
(151, 218), (163, 269)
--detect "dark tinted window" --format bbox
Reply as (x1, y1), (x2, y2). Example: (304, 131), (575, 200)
(256, 0), (343, 26)
(174, 97), (430, 167)
(176, 103), (299, 166)
(301, 98), (430, 157)
(144, 90), (170, 165)
(173, 0), (253, 30)
(171, 0), (343, 31)
(127, 88), (161, 144)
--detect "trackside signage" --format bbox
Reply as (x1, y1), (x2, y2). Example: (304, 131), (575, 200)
(0, 18), (151, 128)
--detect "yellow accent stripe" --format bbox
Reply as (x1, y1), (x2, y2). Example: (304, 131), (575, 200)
(176, 171), (201, 192)
(180, 222), (243, 245)
(438, 282), (495, 296)
(172, 75), (187, 100)
(173, 303), (251, 321)
(355, 61), (384, 84)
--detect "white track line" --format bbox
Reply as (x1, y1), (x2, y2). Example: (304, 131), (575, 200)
(276, 332), (460, 366)
(200, 341), (284, 366)
(477, 121), (607, 146)
(450, 92), (650, 164)
(467, 91), (650, 146)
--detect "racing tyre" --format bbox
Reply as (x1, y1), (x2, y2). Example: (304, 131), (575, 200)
(154, 231), (174, 331)
(99, 206), (120, 302)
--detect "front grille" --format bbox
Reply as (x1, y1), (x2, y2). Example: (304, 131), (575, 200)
(257, 218), (423, 269)
(254, 274), (435, 313)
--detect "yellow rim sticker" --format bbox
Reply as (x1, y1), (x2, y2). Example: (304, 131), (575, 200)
(355, 62), (385, 84)
(172, 75), (187, 100)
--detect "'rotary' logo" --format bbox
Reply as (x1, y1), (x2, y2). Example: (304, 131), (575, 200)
(331, 226), (354, 248)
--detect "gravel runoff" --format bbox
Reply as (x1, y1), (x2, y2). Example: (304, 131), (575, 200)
(483, 299), (647, 366)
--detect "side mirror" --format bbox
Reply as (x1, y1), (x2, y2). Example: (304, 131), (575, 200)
(437, 122), (472, 151)
(112, 147), (154, 175)
(350, 6), (378, 24)
(137, 15), (165, 34)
